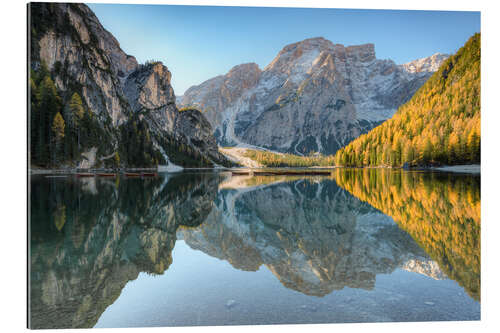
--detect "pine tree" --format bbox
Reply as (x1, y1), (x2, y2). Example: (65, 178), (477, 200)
(68, 92), (85, 153)
(30, 78), (39, 164)
(37, 76), (61, 166)
(467, 130), (480, 162)
(51, 112), (65, 164)
(114, 151), (120, 167)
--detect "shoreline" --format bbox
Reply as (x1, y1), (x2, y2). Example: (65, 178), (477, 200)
(30, 167), (158, 175)
(430, 164), (480, 174)
(29, 164), (481, 175)
(332, 164), (481, 174)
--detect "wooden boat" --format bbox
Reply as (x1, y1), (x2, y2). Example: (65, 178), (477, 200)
(76, 173), (95, 177)
(141, 172), (157, 177)
(231, 171), (252, 176)
(97, 173), (116, 177)
(124, 173), (141, 177)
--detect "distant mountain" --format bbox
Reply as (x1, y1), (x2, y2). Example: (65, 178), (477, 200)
(179, 37), (448, 155)
(334, 33), (480, 167)
(29, 3), (231, 169)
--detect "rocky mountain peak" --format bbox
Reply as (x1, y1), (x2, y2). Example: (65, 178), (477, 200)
(281, 36), (334, 53)
(179, 36), (448, 155)
(266, 37), (334, 73)
(225, 62), (262, 90)
(124, 61), (175, 113)
(401, 52), (450, 73)
(266, 38), (376, 74)
(345, 43), (376, 62)
(228, 62), (261, 75)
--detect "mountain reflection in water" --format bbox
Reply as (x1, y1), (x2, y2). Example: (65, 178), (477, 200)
(29, 170), (480, 329)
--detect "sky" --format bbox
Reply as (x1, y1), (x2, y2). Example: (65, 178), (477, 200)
(87, 3), (480, 95)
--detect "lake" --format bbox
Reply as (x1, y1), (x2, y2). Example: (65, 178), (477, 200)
(28, 169), (480, 329)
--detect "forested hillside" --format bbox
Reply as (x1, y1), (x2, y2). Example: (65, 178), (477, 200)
(243, 149), (335, 167)
(334, 34), (480, 167)
(30, 63), (119, 168)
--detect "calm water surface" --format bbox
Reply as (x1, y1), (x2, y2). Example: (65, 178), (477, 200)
(29, 169), (480, 329)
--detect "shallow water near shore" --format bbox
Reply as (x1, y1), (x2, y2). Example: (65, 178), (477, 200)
(29, 169), (480, 329)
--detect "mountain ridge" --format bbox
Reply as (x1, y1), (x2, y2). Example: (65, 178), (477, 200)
(179, 36), (448, 155)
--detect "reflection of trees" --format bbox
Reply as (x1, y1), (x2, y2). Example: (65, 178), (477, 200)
(29, 174), (219, 329)
(181, 178), (438, 297)
(334, 168), (480, 301)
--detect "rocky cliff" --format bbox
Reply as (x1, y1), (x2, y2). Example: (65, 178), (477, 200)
(179, 37), (448, 155)
(29, 3), (230, 168)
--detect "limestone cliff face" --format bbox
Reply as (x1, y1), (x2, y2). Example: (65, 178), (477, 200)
(180, 37), (448, 155)
(180, 63), (262, 138)
(29, 3), (230, 168)
(32, 3), (138, 127)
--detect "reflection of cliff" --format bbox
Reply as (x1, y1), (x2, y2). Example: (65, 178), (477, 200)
(334, 169), (480, 301)
(179, 177), (443, 297)
(29, 174), (218, 329)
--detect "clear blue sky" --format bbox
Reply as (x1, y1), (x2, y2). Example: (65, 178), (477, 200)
(87, 3), (480, 95)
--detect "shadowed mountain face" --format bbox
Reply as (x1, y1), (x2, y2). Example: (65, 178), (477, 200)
(29, 174), (219, 329)
(179, 176), (446, 297)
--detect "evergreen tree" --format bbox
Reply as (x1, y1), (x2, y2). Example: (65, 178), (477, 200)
(114, 151), (120, 167)
(36, 75), (62, 166)
(68, 92), (85, 156)
(51, 112), (65, 165)
(30, 78), (39, 164)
